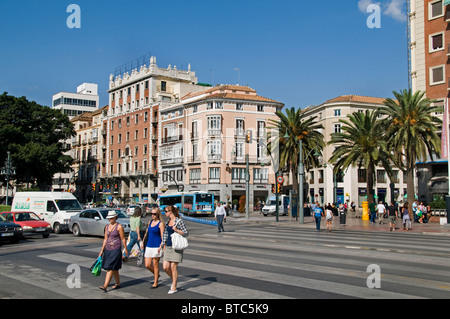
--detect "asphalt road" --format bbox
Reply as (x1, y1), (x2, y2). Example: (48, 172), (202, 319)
(1, 217), (450, 305)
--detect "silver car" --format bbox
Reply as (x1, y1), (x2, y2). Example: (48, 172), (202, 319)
(69, 208), (131, 237)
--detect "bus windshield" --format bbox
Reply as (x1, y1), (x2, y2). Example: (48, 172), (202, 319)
(159, 196), (182, 207)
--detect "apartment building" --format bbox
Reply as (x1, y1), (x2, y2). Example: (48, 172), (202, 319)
(303, 95), (408, 207)
(159, 84), (284, 208)
(409, 0), (449, 202)
(69, 106), (107, 202)
(99, 56), (206, 204)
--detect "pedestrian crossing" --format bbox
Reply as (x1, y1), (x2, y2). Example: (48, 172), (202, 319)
(1, 224), (450, 299)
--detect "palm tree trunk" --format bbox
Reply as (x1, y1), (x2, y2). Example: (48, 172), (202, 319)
(406, 155), (416, 221)
(366, 165), (375, 204)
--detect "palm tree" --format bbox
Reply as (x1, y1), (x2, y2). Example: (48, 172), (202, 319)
(268, 107), (325, 193)
(329, 109), (393, 204)
(378, 89), (442, 216)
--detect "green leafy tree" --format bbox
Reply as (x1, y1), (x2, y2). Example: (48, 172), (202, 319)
(0, 92), (75, 189)
(268, 107), (324, 193)
(378, 89), (442, 214)
(329, 110), (393, 204)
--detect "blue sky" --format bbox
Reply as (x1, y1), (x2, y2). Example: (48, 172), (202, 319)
(0, 0), (408, 109)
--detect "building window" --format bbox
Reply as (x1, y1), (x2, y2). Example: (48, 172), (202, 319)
(207, 140), (222, 159)
(430, 65), (445, 86)
(190, 168), (201, 184)
(257, 105), (264, 112)
(209, 168), (220, 183)
(161, 81), (166, 92)
(430, 33), (444, 52)
(236, 103), (243, 111)
(232, 168), (246, 182)
(254, 168), (268, 183)
(429, 0), (443, 20)
(334, 124), (342, 133)
(334, 109), (341, 116)
(207, 115), (222, 135)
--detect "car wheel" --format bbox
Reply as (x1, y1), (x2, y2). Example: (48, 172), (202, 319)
(54, 223), (62, 234)
(72, 224), (82, 237)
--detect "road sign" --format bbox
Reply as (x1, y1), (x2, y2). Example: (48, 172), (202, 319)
(277, 176), (284, 184)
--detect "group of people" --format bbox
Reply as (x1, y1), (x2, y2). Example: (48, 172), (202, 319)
(98, 205), (188, 295)
(368, 200), (431, 231)
(311, 202), (345, 232)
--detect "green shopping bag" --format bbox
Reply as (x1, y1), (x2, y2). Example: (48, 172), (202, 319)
(90, 257), (102, 276)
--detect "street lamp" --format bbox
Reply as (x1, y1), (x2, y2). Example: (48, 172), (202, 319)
(283, 132), (320, 224)
(1, 151), (16, 206)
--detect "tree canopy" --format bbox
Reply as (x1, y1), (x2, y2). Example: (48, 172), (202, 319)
(0, 92), (75, 188)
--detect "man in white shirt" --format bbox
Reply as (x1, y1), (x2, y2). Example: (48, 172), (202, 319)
(215, 202), (227, 233)
(376, 201), (386, 224)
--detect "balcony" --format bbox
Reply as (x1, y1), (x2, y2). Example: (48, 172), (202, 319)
(161, 157), (184, 166)
(162, 135), (183, 144)
(208, 129), (222, 137)
(208, 154), (222, 163)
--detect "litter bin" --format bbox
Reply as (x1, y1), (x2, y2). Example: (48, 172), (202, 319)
(340, 209), (347, 225)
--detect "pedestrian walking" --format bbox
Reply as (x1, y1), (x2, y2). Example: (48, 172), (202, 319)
(402, 201), (412, 231)
(369, 200), (377, 224)
(325, 205), (334, 232)
(141, 207), (164, 288)
(162, 205), (189, 295)
(123, 206), (143, 261)
(387, 202), (398, 231)
(313, 202), (324, 231)
(215, 201), (226, 233)
(376, 201), (386, 224)
(98, 210), (128, 292)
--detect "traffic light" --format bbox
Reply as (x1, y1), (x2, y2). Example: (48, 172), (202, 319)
(271, 184), (275, 194)
(246, 130), (252, 143)
(277, 183), (282, 194)
(91, 183), (96, 191)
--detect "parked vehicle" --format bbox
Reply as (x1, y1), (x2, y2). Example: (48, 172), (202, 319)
(68, 208), (131, 237)
(12, 192), (83, 234)
(0, 211), (52, 238)
(0, 214), (23, 244)
(126, 204), (141, 216)
(262, 195), (289, 216)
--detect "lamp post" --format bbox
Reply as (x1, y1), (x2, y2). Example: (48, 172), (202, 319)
(283, 132), (320, 224)
(1, 151), (16, 206)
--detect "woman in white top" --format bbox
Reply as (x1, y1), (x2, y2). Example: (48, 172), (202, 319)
(325, 207), (334, 232)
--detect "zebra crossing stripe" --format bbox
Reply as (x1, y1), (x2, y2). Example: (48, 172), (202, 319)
(37, 252), (291, 299)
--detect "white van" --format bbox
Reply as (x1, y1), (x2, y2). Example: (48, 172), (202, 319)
(12, 192), (83, 234)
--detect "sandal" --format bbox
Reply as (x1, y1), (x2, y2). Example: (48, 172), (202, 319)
(111, 284), (121, 290)
(99, 285), (107, 292)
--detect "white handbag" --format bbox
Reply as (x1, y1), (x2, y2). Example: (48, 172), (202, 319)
(171, 220), (188, 251)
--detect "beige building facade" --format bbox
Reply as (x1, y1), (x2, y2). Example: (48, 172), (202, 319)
(303, 95), (408, 207)
(159, 85), (284, 208)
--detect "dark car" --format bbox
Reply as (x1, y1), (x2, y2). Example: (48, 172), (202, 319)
(0, 214), (23, 244)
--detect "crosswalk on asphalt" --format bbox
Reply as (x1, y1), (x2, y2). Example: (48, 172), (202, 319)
(1, 224), (450, 299)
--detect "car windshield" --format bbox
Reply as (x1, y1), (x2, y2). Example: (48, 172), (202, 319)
(99, 210), (128, 219)
(14, 212), (41, 221)
(55, 199), (82, 211)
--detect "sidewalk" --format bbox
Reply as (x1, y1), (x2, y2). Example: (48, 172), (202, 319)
(226, 210), (450, 236)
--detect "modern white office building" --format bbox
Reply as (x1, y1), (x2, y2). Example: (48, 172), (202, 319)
(52, 83), (100, 119)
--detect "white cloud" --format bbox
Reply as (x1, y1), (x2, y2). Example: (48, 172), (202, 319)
(358, 0), (407, 23)
(358, 0), (379, 13)
(383, 0), (407, 22)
